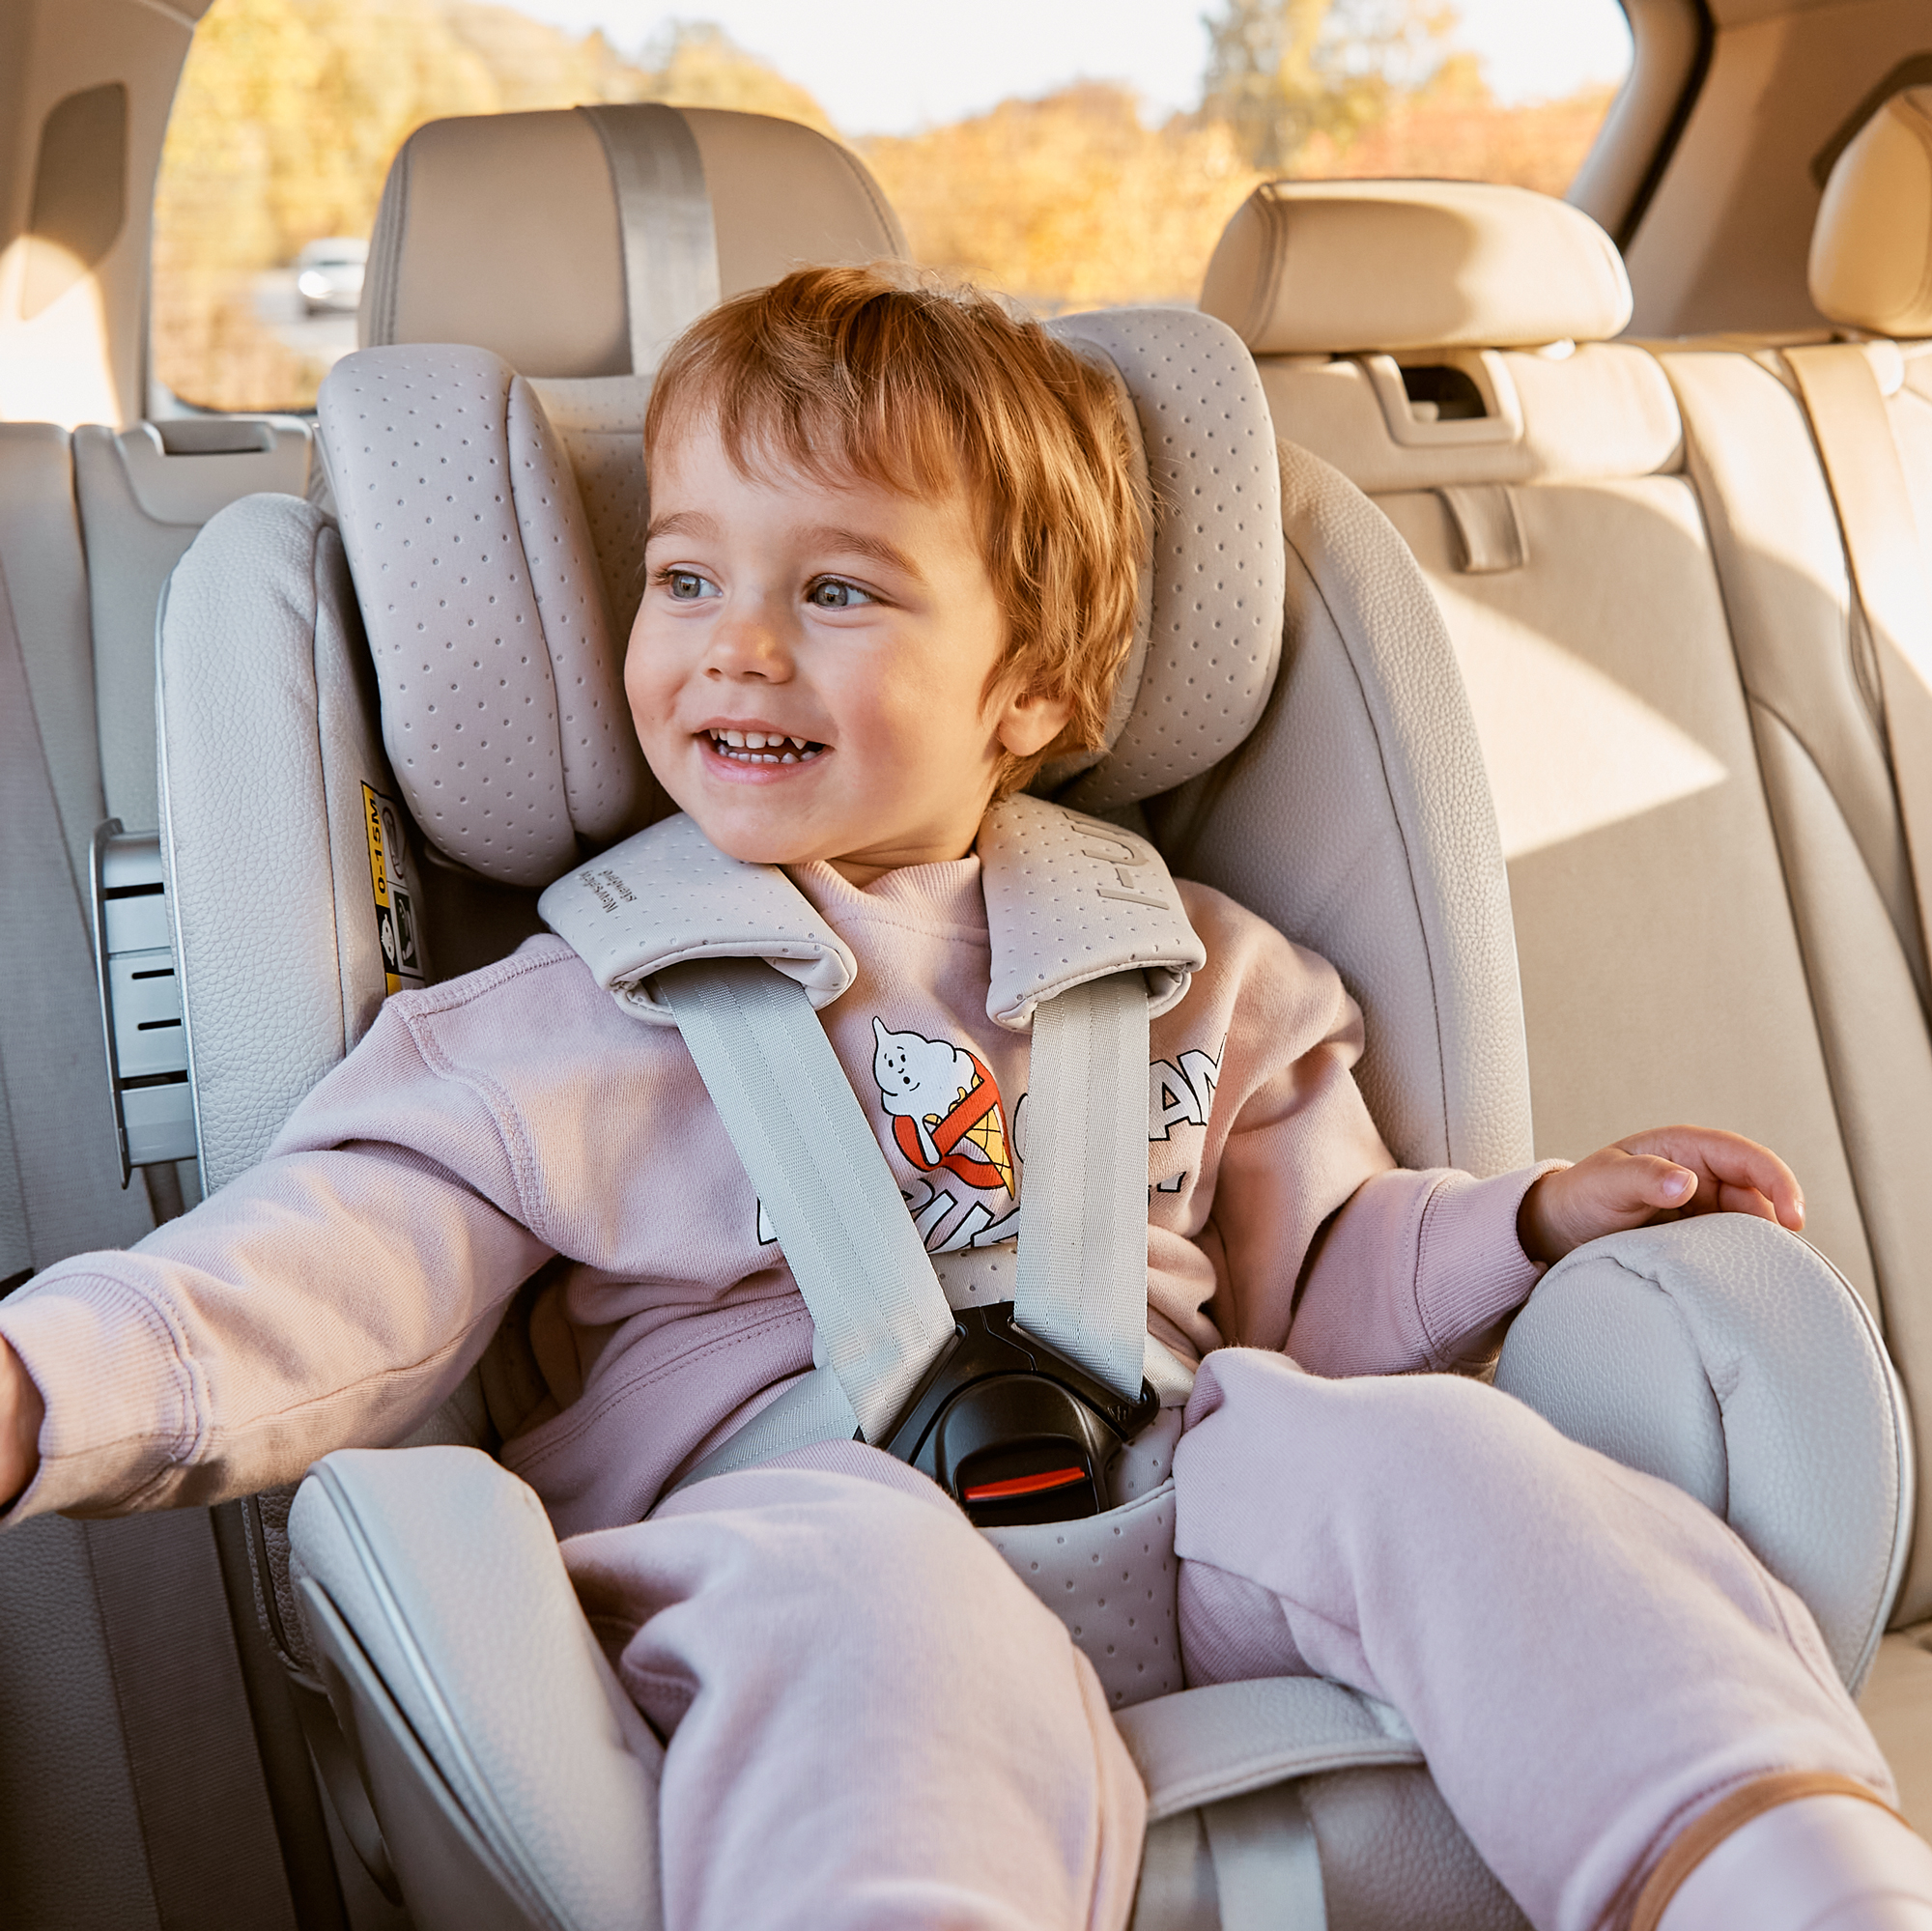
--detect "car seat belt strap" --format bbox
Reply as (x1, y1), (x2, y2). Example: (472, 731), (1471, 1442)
(1014, 971), (1153, 1399)
(579, 103), (722, 377)
(658, 956), (955, 1442)
(1786, 343), (1932, 992)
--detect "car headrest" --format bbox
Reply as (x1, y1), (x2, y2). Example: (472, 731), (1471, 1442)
(1199, 179), (1632, 355)
(1810, 86), (1932, 339)
(317, 308), (1283, 887)
(360, 105), (906, 379)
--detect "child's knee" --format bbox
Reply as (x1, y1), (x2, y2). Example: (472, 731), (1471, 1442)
(1179, 1345), (1535, 1500)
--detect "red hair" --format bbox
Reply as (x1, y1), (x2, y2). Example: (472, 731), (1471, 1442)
(644, 265), (1148, 795)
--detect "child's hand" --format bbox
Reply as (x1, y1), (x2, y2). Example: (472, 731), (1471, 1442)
(0, 1339), (43, 1508)
(1518, 1126), (1804, 1265)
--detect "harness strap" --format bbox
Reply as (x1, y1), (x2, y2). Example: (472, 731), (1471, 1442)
(578, 104), (722, 377)
(1014, 972), (1153, 1396)
(668, 1366), (855, 1496)
(1785, 342), (1932, 991)
(658, 958), (954, 1443)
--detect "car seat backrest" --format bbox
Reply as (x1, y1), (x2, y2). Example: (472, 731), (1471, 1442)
(1201, 180), (1882, 1304)
(161, 304), (1531, 1208)
(346, 106), (905, 645)
(0, 425), (153, 1278)
(1204, 179), (1932, 1625)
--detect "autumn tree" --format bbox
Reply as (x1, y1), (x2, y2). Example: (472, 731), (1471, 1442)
(1199, 0), (1457, 171)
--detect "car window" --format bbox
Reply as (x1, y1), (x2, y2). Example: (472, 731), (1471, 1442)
(149, 0), (1633, 415)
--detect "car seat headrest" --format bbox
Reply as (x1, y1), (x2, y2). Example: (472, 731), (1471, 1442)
(1810, 86), (1932, 338)
(318, 310), (1283, 886)
(360, 105), (906, 379)
(1199, 179), (1632, 355)
(1039, 310), (1283, 809)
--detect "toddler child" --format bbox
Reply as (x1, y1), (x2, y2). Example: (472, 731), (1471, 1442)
(0, 267), (1926, 1931)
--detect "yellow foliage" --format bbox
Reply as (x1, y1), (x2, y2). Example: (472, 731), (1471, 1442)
(150, 0), (1623, 409)
(863, 86), (1268, 311)
(1292, 73), (1619, 198)
(152, 1), (840, 406)
(639, 22), (837, 136)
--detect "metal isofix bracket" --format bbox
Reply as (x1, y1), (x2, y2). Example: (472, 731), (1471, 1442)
(91, 819), (198, 1185)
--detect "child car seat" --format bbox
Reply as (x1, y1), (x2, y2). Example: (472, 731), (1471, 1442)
(152, 311), (1911, 1930)
(147, 132), (1912, 1931)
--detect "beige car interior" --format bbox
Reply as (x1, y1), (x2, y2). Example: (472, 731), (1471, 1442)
(6, 1), (1932, 1926)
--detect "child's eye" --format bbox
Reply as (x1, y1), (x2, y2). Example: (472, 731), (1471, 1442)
(660, 568), (718, 602)
(806, 578), (873, 610)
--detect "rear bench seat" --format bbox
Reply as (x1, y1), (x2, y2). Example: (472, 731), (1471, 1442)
(0, 414), (320, 1931)
(1199, 176), (1932, 1827)
(1715, 80), (1932, 1832)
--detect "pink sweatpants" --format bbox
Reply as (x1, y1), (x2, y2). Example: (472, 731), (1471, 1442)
(561, 1348), (1892, 1931)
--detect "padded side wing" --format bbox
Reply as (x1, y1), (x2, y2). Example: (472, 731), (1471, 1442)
(1498, 1213), (1914, 1693)
(1154, 441), (1533, 1178)
(157, 494), (416, 1192)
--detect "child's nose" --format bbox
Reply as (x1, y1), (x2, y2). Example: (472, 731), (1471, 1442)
(704, 600), (793, 681)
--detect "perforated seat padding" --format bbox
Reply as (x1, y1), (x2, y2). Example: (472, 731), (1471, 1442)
(1051, 310), (1285, 810)
(320, 347), (659, 886)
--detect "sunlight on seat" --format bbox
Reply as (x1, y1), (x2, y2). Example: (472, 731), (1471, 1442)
(1455, 613), (1728, 860)
(0, 237), (118, 428)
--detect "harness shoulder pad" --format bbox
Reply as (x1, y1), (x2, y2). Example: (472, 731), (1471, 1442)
(536, 812), (857, 1025)
(979, 795), (1206, 1031)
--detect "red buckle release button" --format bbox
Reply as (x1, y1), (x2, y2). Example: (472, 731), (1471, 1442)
(961, 1465), (1089, 1504)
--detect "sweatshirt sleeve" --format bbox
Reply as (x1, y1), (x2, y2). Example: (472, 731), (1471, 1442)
(0, 969), (556, 1522)
(1179, 883), (1563, 1377)
(1284, 1160), (1566, 1377)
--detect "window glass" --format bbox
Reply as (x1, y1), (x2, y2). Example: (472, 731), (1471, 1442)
(150, 0), (1634, 414)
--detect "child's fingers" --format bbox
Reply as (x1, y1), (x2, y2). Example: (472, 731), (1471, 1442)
(1714, 1180), (1781, 1224)
(1629, 1156), (1698, 1208)
(1617, 1127), (1804, 1232)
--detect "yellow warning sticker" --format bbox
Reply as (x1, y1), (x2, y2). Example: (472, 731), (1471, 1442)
(362, 782), (425, 998)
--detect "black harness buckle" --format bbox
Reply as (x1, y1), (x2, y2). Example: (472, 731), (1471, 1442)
(873, 1301), (1159, 1527)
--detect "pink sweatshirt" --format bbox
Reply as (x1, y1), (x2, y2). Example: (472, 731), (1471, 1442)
(0, 857), (1546, 1535)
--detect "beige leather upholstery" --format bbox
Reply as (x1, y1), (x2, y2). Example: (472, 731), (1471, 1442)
(1199, 181), (1631, 355)
(1220, 176), (1932, 1656)
(1810, 86), (1932, 340)
(1863, 1626), (1932, 1835)
(360, 107), (904, 379)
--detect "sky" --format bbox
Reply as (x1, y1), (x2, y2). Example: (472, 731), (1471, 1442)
(502, 0), (1636, 135)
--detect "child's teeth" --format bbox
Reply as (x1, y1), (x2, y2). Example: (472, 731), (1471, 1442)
(746, 731), (769, 750)
(720, 729), (745, 747)
(781, 752), (798, 763)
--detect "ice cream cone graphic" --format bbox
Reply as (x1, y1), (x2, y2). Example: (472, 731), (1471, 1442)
(888, 1052), (1014, 1196)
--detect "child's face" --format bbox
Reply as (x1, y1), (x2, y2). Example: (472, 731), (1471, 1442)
(627, 419), (1070, 882)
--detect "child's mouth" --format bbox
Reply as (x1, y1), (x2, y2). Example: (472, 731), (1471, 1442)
(705, 728), (826, 766)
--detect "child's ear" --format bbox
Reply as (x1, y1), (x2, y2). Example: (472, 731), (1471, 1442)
(994, 685), (1074, 760)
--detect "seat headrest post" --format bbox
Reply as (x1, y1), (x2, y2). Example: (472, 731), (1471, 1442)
(1200, 180), (1632, 355)
(1810, 86), (1932, 338)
